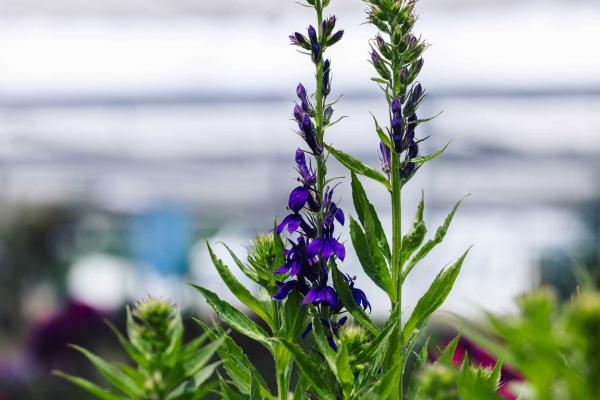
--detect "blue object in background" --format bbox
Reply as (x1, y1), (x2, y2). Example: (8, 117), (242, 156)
(129, 205), (194, 277)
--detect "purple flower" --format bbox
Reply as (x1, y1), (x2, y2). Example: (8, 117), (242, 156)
(322, 16), (336, 38)
(276, 214), (304, 234)
(344, 274), (371, 311)
(289, 186), (310, 212)
(302, 286), (339, 309)
(273, 280), (305, 300)
(296, 83), (312, 114)
(308, 25), (321, 63)
(324, 106), (334, 124)
(299, 114), (322, 155)
(295, 148), (316, 185)
(328, 30), (344, 46)
(307, 237), (346, 261)
(290, 32), (310, 50)
(379, 141), (391, 175)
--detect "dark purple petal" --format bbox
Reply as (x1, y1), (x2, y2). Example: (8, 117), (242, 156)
(335, 208), (345, 225)
(329, 30), (344, 46)
(293, 105), (304, 122)
(333, 240), (346, 261)
(392, 97), (402, 115)
(302, 288), (320, 304)
(325, 287), (339, 309)
(273, 281), (298, 301)
(306, 238), (322, 257)
(289, 186), (309, 212)
(307, 25), (318, 45)
(352, 288), (371, 311)
(276, 214), (303, 234)
(296, 83), (307, 101)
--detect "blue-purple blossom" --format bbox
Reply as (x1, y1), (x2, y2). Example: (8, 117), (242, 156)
(302, 286), (339, 309)
(289, 32), (310, 50)
(322, 16), (336, 38)
(379, 141), (391, 175)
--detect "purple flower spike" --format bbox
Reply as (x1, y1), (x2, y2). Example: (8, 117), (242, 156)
(289, 186), (310, 212)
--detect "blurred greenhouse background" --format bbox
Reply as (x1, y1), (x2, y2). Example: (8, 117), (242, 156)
(0, 0), (599, 398)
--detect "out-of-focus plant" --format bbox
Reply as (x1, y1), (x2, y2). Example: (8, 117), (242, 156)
(413, 337), (503, 400)
(459, 287), (600, 399)
(54, 298), (224, 400)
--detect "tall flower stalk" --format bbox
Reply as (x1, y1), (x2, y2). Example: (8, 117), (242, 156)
(325, 0), (470, 398)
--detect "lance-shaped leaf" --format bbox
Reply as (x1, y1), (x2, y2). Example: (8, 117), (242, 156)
(68, 345), (143, 398)
(181, 333), (226, 379)
(331, 263), (379, 335)
(105, 320), (147, 368)
(410, 142), (449, 165)
(403, 196), (467, 281)
(206, 241), (274, 328)
(310, 310), (338, 376)
(191, 285), (273, 352)
(371, 113), (393, 149)
(281, 291), (307, 340)
(278, 340), (337, 400)
(351, 172), (391, 261)
(436, 335), (461, 366)
(326, 144), (391, 190)
(400, 191), (426, 264)
(402, 247), (471, 342)
(165, 361), (221, 400)
(350, 217), (390, 293)
(195, 319), (272, 399)
(52, 371), (127, 400)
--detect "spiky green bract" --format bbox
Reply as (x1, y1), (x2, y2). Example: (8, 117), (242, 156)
(54, 298), (223, 400)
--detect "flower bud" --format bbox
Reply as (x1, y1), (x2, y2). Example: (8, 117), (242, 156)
(328, 30), (344, 46)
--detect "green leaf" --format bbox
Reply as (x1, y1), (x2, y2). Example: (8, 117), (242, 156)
(195, 319), (272, 399)
(403, 196), (467, 281)
(436, 335), (461, 366)
(400, 191), (427, 264)
(371, 113), (393, 149)
(182, 333), (226, 379)
(326, 145), (391, 190)
(191, 285), (272, 352)
(278, 340), (337, 400)
(164, 311), (184, 366)
(410, 142), (449, 165)
(331, 263), (379, 335)
(219, 379), (248, 400)
(222, 243), (258, 285)
(402, 247), (471, 342)
(125, 306), (151, 357)
(350, 217), (390, 293)
(351, 172), (391, 261)
(104, 319), (147, 368)
(310, 310), (338, 376)
(281, 292), (307, 340)
(69, 344), (142, 398)
(207, 241), (274, 328)
(52, 371), (127, 400)
(336, 343), (355, 396)
(166, 362), (221, 400)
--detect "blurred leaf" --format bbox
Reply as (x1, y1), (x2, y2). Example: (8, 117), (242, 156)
(166, 362), (220, 400)
(181, 333), (225, 379)
(52, 371), (127, 400)
(105, 319), (147, 368)
(402, 247), (471, 342)
(281, 291), (307, 340)
(326, 145), (391, 190)
(191, 285), (273, 352)
(436, 335), (461, 366)
(310, 311), (338, 376)
(68, 345), (142, 398)
(371, 114), (393, 149)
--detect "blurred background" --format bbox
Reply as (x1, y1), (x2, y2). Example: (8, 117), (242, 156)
(0, 0), (599, 398)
